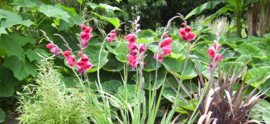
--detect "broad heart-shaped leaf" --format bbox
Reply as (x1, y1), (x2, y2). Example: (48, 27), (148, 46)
(11, 0), (37, 7)
(102, 53), (123, 72)
(58, 15), (82, 31)
(114, 42), (128, 62)
(0, 10), (33, 29)
(250, 99), (270, 121)
(162, 58), (198, 79)
(244, 66), (270, 87)
(84, 44), (108, 73)
(170, 41), (185, 60)
(110, 84), (144, 108)
(0, 66), (20, 97)
(91, 12), (120, 28)
(25, 48), (48, 62)
(38, 4), (70, 22)
(101, 80), (122, 94)
(2, 56), (37, 81)
(143, 51), (161, 72)
(263, 107), (270, 123)
(0, 34), (23, 57)
(219, 37), (244, 49)
(235, 43), (267, 59)
(132, 66), (166, 90)
(0, 108), (5, 122)
(185, 1), (222, 19)
(56, 3), (78, 16)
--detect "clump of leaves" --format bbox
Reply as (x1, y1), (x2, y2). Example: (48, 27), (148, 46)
(194, 61), (268, 124)
(17, 57), (90, 123)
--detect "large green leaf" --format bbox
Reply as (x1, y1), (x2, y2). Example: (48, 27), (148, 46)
(10, 0), (37, 7)
(176, 99), (198, 114)
(56, 3), (78, 16)
(2, 56), (38, 81)
(0, 34), (23, 57)
(58, 15), (82, 31)
(25, 48), (48, 62)
(263, 107), (270, 123)
(101, 80), (122, 94)
(250, 99), (270, 121)
(102, 53), (123, 72)
(0, 10), (33, 29)
(220, 62), (246, 79)
(235, 43), (267, 59)
(84, 44), (108, 73)
(111, 84), (144, 107)
(38, 4), (70, 22)
(91, 12), (120, 28)
(0, 66), (20, 97)
(227, 0), (242, 8)
(185, 1), (222, 19)
(143, 51), (161, 72)
(0, 108), (4, 122)
(244, 66), (270, 87)
(114, 42), (128, 62)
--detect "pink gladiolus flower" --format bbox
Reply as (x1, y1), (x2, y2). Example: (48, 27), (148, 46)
(62, 50), (70, 58)
(207, 47), (215, 59)
(109, 32), (117, 38)
(214, 43), (221, 51)
(186, 32), (196, 41)
(78, 52), (82, 57)
(178, 29), (186, 36)
(84, 61), (94, 71)
(185, 26), (191, 33)
(154, 53), (163, 62)
(81, 32), (93, 42)
(138, 44), (146, 53)
(67, 55), (76, 68)
(85, 27), (93, 33)
(77, 67), (84, 74)
(82, 40), (88, 48)
(80, 54), (90, 63)
(160, 38), (173, 48)
(209, 63), (213, 71)
(125, 34), (136, 43)
(107, 37), (114, 43)
(46, 43), (55, 49)
(163, 45), (172, 56)
(214, 53), (223, 62)
(127, 43), (137, 51)
(182, 35), (187, 42)
(164, 34), (169, 38)
(128, 55), (138, 70)
(81, 24), (87, 31)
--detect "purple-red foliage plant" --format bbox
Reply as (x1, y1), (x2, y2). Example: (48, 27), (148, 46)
(174, 22), (270, 124)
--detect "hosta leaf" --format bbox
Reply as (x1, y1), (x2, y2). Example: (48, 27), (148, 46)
(11, 0), (37, 7)
(0, 108), (4, 122)
(0, 10), (34, 29)
(101, 80), (122, 94)
(25, 48), (48, 62)
(244, 66), (270, 87)
(235, 43), (266, 59)
(38, 4), (70, 22)
(102, 53), (123, 72)
(114, 42), (128, 62)
(2, 56), (37, 81)
(84, 44), (108, 73)
(0, 66), (20, 97)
